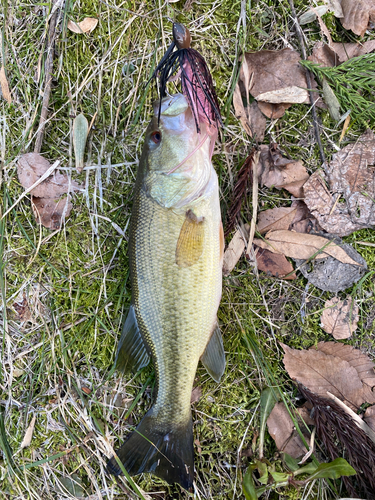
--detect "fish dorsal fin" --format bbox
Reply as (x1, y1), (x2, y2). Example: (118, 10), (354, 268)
(115, 305), (150, 373)
(176, 209), (205, 268)
(201, 323), (225, 382)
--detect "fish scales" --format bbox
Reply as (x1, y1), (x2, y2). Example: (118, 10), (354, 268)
(107, 93), (225, 489)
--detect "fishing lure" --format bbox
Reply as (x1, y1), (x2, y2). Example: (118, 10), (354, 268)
(152, 22), (222, 133)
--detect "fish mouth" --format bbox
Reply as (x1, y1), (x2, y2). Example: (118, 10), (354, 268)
(153, 93), (189, 117)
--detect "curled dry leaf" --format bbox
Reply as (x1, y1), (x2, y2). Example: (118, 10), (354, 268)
(67, 17), (98, 34)
(282, 343), (373, 410)
(255, 247), (296, 280)
(339, 0), (375, 37)
(21, 415), (36, 448)
(17, 153), (83, 230)
(308, 40), (375, 67)
(289, 200), (321, 234)
(241, 49), (322, 119)
(257, 144), (309, 198)
(222, 225), (249, 276)
(253, 230), (361, 266)
(234, 59), (266, 141)
(321, 297), (359, 339)
(266, 402), (309, 458)
(0, 66), (12, 104)
(304, 130), (375, 236)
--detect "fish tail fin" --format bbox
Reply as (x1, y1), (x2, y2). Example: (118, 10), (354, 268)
(106, 408), (194, 490)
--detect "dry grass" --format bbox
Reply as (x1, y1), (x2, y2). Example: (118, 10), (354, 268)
(1, 1), (375, 499)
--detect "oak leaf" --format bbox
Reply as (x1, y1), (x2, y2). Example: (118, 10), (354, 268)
(308, 40), (375, 67)
(304, 130), (375, 236)
(321, 297), (359, 339)
(315, 342), (375, 404)
(364, 405), (375, 432)
(282, 343), (367, 409)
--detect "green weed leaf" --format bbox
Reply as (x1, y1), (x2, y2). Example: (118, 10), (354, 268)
(308, 458), (356, 480)
(259, 387), (278, 458)
(243, 467), (257, 500)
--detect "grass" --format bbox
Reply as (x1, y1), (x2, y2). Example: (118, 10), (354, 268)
(0, 0), (374, 499)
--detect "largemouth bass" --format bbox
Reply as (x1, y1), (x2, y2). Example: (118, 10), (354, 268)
(107, 93), (225, 489)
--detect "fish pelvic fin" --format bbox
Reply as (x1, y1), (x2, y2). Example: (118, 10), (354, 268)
(115, 305), (150, 373)
(107, 408), (194, 490)
(201, 323), (225, 383)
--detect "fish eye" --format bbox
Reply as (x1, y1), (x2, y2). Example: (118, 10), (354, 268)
(151, 131), (162, 144)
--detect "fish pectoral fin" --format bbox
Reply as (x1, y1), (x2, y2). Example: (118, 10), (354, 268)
(176, 209), (205, 268)
(201, 323), (225, 383)
(107, 409), (194, 491)
(115, 305), (150, 373)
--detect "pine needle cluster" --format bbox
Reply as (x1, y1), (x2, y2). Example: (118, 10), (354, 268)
(300, 53), (375, 127)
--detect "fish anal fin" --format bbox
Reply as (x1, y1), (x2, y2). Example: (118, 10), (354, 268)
(115, 305), (150, 373)
(107, 409), (194, 490)
(201, 323), (225, 382)
(176, 209), (205, 268)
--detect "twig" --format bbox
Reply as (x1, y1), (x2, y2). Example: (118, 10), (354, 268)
(246, 151), (260, 256)
(288, 0), (326, 168)
(327, 391), (375, 445)
(34, 4), (59, 153)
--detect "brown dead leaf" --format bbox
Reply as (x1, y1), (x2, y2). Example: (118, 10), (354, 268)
(257, 207), (297, 234)
(17, 153), (82, 198)
(256, 86), (309, 104)
(289, 200), (321, 234)
(255, 247), (296, 280)
(315, 342), (375, 404)
(294, 237), (367, 292)
(296, 404), (315, 426)
(282, 343), (367, 409)
(17, 153), (82, 230)
(309, 40), (375, 67)
(364, 405), (375, 432)
(222, 225), (249, 276)
(67, 17), (98, 34)
(304, 131), (375, 236)
(248, 101), (267, 142)
(233, 83), (252, 136)
(339, 0), (375, 37)
(191, 386), (202, 404)
(233, 82), (266, 141)
(21, 415), (37, 448)
(253, 230), (361, 267)
(32, 197), (73, 230)
(241, 49), (322, 120)
(13, 295), (32, 322)
(267, 402), (309, 458)
(257, 144), (309, 198)
(321, 297), (359, 339)
(0, 66), (12, 104)
(257, 102), (292, 119)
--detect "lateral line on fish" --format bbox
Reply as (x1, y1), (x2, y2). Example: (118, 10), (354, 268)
(166, 132), (209, 175)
